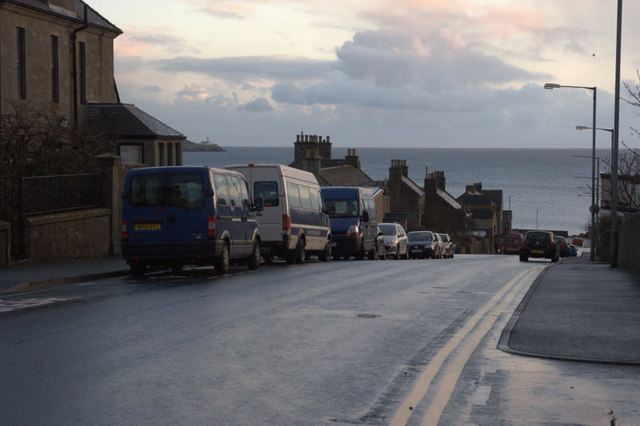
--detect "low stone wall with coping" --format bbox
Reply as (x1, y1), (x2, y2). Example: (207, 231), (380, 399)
(618, 212), (640, 279)
(23, 208), (111, 262)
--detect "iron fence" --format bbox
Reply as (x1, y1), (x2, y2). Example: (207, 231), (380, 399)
(21, 174), (102, 216)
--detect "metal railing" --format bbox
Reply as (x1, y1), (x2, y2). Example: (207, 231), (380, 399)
(21, 174), (102, 216)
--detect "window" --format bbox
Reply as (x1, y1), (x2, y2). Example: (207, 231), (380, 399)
(254, 181), (278, 207)
(287, 182), (300, 208)
(17, 27), (26, 99)
(120, 144), (143, 165)
(79, 41), (86, 104)
(299, 185), (311, 209)
(213, 173), (229, 206)
(168, 173), (204, 209)
(51, 35), (59, 103)
(310, 188), (320, 211)
(158, 143), (165, 166)
(227, 175), (242, 207)
(168, 143), (174, 165)
(130, 174), (165, 207)
(324, 199), (358, 218)
(239, 180), (251, 209)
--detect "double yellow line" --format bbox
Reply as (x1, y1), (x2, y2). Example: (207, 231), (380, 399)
(390, 266), (544, 426)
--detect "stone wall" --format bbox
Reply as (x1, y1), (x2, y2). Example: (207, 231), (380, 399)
(23, 208), (111, 262)
(618, 213), (640, 279)
(0, 221), (10, 266)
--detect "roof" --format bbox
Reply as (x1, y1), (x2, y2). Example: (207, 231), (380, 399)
(82, 103), (185, 140)
(2, 0), (122, 34)
(436, 188), (462, 210)
(401, 176), (424, 197)
(319, 165), (375, 187)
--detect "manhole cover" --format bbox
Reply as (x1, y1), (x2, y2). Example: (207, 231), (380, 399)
(357, 313), (381, 319)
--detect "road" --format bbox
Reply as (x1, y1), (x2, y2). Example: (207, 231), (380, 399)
(1, 255), (638, 425)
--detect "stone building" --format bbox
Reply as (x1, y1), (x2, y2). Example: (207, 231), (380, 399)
(385, 160), (424, 231)
(422, 168), (468, 238)
(0, 0), (184, 166)
(457, 183), (504, 252)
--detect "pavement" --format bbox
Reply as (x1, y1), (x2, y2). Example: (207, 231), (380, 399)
(1, 252), (639, 365)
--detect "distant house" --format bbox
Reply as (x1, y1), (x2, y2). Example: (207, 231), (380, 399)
(385, 160), (424, 231)
(422, 169), (468, 238)
(457, 183), (504, 252)
(0, 0), (184, 166)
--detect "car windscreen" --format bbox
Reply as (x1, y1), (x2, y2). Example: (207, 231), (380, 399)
(324, 199), (359, 218)
(379, 224), (396, 236)
(408, 232), (432, 242)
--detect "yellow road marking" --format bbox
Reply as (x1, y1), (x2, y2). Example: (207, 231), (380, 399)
(389, 266), (543, 426)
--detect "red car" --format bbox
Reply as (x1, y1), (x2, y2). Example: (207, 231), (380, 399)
(572, 238), (583, 246)
(503, 232), (523, 255)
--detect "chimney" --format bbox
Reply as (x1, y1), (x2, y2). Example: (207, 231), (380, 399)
(303, 145), (321, 178)
(389, 159), (408, 178)
(345, 148), (360, 169)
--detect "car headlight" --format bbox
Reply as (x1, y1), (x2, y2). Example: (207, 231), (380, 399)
(347, 225), (359, 236)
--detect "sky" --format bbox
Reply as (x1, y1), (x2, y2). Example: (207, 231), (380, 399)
(86, 0), (640, 149)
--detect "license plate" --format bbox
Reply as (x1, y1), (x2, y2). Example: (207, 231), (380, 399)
(531, 249), (543, 254)
(134, 223), (161, 231)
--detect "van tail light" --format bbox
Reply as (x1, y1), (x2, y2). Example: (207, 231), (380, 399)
(122, 219), (128, 239)
(208, 215), (216, 237)
(282, 214), (291, 231)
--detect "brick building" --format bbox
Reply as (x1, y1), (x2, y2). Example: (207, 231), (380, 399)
(0, 0), (184, 166)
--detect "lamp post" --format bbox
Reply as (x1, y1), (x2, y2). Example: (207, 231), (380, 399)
(611, 0), (623, 267)
(573, 148), (604, 257)
(545, 83), (597, 261)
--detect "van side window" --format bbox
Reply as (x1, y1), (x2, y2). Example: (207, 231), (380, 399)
(239, 179), (251, 209)
(287, 182), (300, 208)
(213, 173), (229, 206)
(227, 175), (242, 207)
(168, 173), (204, 209)
(299, 185), (311, 209)
(254, 181), (278, 207)
(309, 188), (320, 211)
(131, 173), (164, 207)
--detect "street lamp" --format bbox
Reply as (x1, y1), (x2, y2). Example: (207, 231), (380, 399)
(573, 150), (603, 257)
(545, 83), (597, 261)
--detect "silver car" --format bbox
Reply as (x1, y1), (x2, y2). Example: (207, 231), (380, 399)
(439, 233), (455, 258)
(379, 222), (409, 259)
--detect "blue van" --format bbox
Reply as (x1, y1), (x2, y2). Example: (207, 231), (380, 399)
(121, 166), (261, 276)
(320, 186), (379, 260)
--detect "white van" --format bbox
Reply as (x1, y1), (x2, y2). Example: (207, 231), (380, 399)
(226, 164), (331, 263)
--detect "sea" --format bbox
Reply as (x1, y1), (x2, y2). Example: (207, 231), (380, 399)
(183, 147), (609, 236)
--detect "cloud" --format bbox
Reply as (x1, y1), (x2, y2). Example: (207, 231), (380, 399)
(238, 97), (274, 112)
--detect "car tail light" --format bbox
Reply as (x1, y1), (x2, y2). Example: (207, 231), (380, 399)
(282, 214), (290, 231)
(208, 215), (216, 237)
(122, 219), (128, 239)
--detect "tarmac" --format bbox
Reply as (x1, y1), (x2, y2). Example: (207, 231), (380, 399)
(1, 252), (639, 365)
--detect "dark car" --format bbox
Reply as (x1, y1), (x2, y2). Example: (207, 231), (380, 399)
(519, 231), (559, 262)
(407, 231), (441, 259)
(556, 236), (571, 257)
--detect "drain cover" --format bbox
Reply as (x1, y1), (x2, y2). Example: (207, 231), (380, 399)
(358, 313), (381, 319)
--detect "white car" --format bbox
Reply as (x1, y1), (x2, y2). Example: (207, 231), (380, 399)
(378, 222), (409, 259)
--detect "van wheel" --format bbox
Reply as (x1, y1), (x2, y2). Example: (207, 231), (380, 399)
(295, 237), (306, 264)
(319, 241), (331, 262)
(247, 242), (260, 270)
(130, 263), (146, 277)
(216, 243), (230, 274)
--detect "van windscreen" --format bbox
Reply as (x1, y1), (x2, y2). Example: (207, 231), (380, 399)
(255, 181), (278, 207)
(324, 199), (359, 218)
(131, 173), (165, 207)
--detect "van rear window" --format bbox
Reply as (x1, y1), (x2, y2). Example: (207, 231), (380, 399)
(131, 173), (165, 207)
(168, 173), (204, 209)
(255, 181), (279, 207)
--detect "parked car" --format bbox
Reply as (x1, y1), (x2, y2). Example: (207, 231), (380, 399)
(121, 166), (262, 276)
(407, 231), (440, 259)
(227, 164), (331, 263)
(320, 186), (379, 260)
(503, 232), (523, 255)
(379, 222), (409, 259)
(519, 230), (559, 262)
(556, 236), (571, 257)
(439, 233), (455, 258)
(375, 226), (386, 260)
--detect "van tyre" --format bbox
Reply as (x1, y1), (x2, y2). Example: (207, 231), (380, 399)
(130, 263), (146, 277)
(247, 242), (260, 270)
(319, 241), (331, 262)
(295, 237), (306, 264)
(216, 243), (230, 274)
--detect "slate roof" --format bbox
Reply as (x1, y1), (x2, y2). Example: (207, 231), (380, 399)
(319, 165), (374, 187)
(402, 176), (425, 197)
(436, 188), (462, 210)
(2, 0), (122, 34)
(82, 103), (185, 140)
